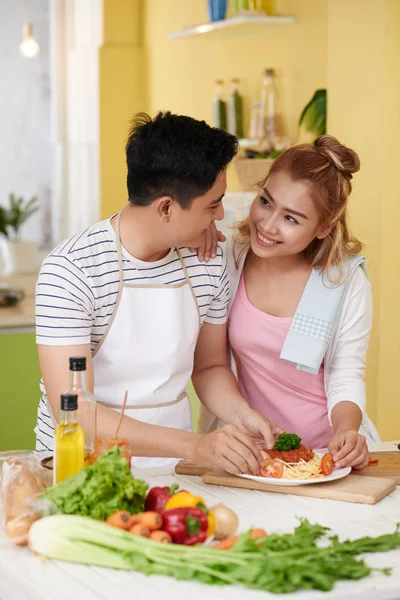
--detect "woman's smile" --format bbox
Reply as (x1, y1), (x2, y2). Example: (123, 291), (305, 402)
(256, 229), (282, 247)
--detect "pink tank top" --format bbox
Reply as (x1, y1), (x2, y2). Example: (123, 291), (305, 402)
(228, 273), (334, 449)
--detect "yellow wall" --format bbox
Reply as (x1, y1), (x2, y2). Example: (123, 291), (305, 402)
(143, 0), (328, 190)
(379, 0), (400, 439)
(327, 0), (400, 438)
(100, 0), (147, 219)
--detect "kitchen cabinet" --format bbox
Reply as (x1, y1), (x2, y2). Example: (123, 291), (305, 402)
(0, 332), (39, 451)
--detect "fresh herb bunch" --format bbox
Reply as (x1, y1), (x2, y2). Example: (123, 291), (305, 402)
(30, 516), (400, 594)
(274, 432), (302, 451)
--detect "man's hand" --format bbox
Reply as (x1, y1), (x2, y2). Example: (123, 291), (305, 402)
(328, 430), (368, 469)
(231, 404), (284, 450)
(189, 424), (265, 475)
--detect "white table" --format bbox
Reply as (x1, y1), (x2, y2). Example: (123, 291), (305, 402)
(1, 442), (400, 600)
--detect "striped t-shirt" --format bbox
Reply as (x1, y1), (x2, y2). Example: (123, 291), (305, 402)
(35, 218), (229, 451)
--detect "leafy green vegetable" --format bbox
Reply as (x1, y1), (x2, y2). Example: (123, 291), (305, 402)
(29, 515), (400, 594)
(274, 432), (302, 451)
(41, 447), (148, 520)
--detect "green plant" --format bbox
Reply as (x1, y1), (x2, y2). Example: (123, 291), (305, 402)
(298, 89), (327, 142)
(0, 205), (8, 237)
(0, 193), (39, 240)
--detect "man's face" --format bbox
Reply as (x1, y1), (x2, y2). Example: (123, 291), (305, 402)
(168, 169), (226, 247)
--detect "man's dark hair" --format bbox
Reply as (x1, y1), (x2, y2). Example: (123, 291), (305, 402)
(125, 111), (238, 208)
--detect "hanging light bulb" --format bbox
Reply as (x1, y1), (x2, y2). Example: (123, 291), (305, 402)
(20, 22), (39, 58)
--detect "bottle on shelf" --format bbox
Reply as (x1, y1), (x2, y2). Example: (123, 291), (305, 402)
(212, 79), (227, 131)
(67, 356), (96, 465)
(231, 0), (262, 16)
(227, 78), (244, 139)
(249, 100), (261, 139)
(54, 393), (84, 484)
(258, 68), (282, 139)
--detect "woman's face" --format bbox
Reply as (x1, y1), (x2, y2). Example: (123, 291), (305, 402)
(248, 170), (327, 260)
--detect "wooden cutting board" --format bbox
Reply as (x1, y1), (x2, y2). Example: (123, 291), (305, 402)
(174, 461), (396, 504)
(202, 470), (396, 504)
(175, 460), (209, 476)
(356, 451), (400, 484)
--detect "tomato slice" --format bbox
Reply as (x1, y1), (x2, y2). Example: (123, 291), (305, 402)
(321, 453), (335, 476)
(260, 459), (283, 478)
(368, 458), (379, 466)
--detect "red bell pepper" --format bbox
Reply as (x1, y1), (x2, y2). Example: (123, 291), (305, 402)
(161, 506), (208, 545)
(144, 484), (179, 512)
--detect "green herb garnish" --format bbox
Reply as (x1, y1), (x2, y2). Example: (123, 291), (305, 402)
(274, 432), (302, 451)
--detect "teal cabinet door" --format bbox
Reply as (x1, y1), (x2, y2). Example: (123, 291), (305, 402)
(0, 332), (40, 451)
(0, 334), (202, 449)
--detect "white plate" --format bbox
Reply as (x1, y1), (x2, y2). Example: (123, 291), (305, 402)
(236, 452), (351, 486)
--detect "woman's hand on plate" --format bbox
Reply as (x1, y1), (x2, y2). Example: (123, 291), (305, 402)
(328, 430), (368, 469)
(232, 404), (284, 451)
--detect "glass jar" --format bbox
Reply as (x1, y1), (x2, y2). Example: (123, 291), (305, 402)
(91, 437), (132, 466)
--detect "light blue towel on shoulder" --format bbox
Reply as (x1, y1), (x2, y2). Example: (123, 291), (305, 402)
(280, 256), (367, 375)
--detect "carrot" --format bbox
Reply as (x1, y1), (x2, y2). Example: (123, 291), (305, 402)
(105, 510), (133, 530)
(129, 523), (150, 537)
(213, 535), (239, 550)
(130, 511), (163, 531)
(149, 530), (172, 543)
(250, 528), (267, 539)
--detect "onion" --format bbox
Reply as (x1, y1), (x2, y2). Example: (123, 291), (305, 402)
(209, 503), (239, 540)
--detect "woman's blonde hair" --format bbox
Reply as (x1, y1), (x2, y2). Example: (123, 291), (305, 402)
(234, 135), (362, 280)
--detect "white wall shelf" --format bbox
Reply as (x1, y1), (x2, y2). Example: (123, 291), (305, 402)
(167, 15), (297, 40)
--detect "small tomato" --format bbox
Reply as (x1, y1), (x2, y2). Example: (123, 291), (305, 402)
(321, 453), (335, 476)
(259, 459), (283, 478)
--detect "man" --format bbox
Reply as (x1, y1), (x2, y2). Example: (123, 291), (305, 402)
(35, 111), (279, 472)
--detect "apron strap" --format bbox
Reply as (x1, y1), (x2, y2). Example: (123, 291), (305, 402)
(114, 210), (125, 289)
(100, 391), (187, 410)
(92, 210), (125, 358)
(176, 248), (201, 330)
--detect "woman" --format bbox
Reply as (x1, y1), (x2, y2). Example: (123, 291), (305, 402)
(195, 135), (379, 470)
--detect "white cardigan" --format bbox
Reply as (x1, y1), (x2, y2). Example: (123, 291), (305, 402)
(223, 234), (380, 442)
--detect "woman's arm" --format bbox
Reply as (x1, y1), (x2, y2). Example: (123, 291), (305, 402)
(192, 322), (283, 449)
(326, 268), (372, 469)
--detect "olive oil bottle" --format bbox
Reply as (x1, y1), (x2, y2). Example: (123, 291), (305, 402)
(54, 393), (84, 484)
(67, 356), (96, 465)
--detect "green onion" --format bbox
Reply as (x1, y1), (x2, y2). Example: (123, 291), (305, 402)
(28, 515), (400, 594)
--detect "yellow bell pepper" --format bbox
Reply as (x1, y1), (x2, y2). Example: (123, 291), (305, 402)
(164, 490), (206, 511)
(206, 510), (216, 537)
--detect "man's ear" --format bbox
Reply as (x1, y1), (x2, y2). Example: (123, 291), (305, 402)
(156, 196), (174, 222)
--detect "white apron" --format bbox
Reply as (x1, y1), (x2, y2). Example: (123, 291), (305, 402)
(92, 210), (201, 468)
